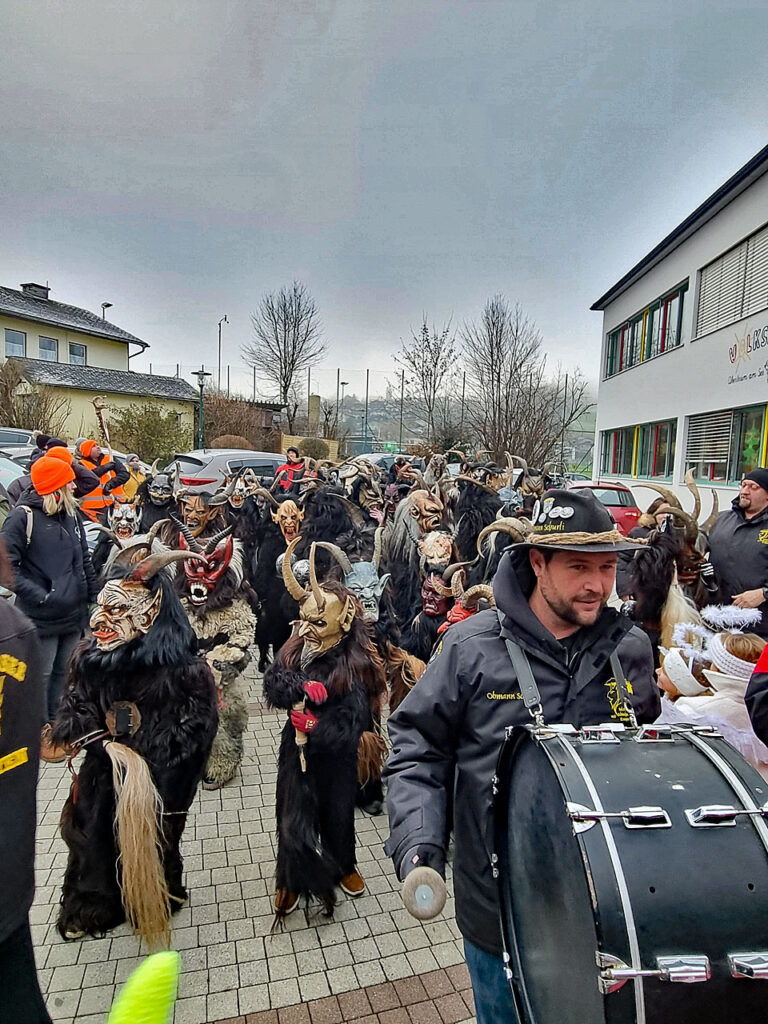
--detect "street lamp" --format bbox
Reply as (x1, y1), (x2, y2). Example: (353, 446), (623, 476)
(192, 367), (212, 449)
(217, 315), (229, 391)
(101, 302), (113, 320)
(339, 381), (349, 456)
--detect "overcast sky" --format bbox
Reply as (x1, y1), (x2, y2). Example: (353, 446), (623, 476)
(2, 0), (768, 400)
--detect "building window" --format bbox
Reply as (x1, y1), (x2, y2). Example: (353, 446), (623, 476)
(39, 336), (58, 361)
(69, 343), (86, 365)
(696, 221), (768, 338)
(603, 282), (687, 378)
(685, 404), (766, 483)
(601, 418), (677, 478)
(5, 329), (26, 358)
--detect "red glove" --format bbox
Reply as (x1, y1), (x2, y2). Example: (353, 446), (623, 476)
(437, 604), (475, 635)
(290, 709), (318, 733)
(303, 681), (328, 704)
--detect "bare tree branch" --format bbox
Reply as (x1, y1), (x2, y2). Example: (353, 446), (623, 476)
(395, 317), (459, 447)
(241, 281), (326, 432)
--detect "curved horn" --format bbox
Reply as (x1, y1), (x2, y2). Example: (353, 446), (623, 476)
(543, 461), (558, 477)
(406, 468), (427, 490)
(204, 525), (234, 555)
(461, 584), (495, 611)
(298, 480), (320, 507)
(633, 482), (683, 510)
(171, 515), (204, 553)
(445, 449), (466, 462)
(313, 540), (353, 577)
(111, 540), (152, 567)
(281, 536), (306, 601)
(149, 458), (160, 479)
(455, 474), (499, 496)
(252, 486), (279, 510)
(129, 550), (205, 582)
(442, 560), (476, 582)
(476, 519), (531, 558)
(684, 468), (702, 521)
(209, 477), (237, 506)
(145, 518), (170, 547)
(372, 525), (384, 571)
(308, 543), (326, 612)
(659, 505), (698, 545)
(450, 568), (466, 599)
(474, 449), (492, 461)
(91, 522), (122, 549)
(508, 454), (529, 473)
(700, 489), (720, 536)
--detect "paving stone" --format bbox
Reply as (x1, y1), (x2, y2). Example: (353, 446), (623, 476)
(307, 994), (343, 1023)
(268, 978), (301, 1008)
(76, 984), (116, 1017)
(209, 989), (240, 1018)
(298, 970), (331, 1002)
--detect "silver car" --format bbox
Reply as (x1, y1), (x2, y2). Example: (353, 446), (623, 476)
(167, 449), (285, 492)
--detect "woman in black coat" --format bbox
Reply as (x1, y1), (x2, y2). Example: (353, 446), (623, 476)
(2, 455), (98, 750)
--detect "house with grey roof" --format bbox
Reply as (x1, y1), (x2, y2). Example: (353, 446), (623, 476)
(0, 281), (198, 441)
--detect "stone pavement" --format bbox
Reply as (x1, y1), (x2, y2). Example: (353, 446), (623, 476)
(30, 663), (476, 1024)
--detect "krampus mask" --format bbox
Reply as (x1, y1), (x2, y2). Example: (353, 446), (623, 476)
(225, 467), (258, 511)
(272, 499), (304, 541)
(146, 460), (176, 507)
(108, 501), (140, 542)
(312, 527), (390, 623)
(281, 536), (356, 669)
(407, 485), (444, 534)
(178, 525), (239, 606)
(91, 550), (203, 650)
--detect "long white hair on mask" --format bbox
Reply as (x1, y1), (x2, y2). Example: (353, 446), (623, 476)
(105, 741), (171, 949)
(660, 566), (703, 650)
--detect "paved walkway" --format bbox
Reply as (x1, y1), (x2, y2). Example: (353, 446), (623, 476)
(31, 663), (475, 1023)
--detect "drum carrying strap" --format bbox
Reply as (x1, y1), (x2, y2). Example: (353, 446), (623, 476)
(498, 611), (637, 728)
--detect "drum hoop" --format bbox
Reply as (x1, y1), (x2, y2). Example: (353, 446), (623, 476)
(682, 730), (768, 854)
(557, 734), (647, 1023)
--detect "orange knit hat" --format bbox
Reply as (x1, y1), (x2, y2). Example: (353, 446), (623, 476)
(30, 456), (76, 496)
(79, 439), (97, 458)
(46, 446), (73, 465)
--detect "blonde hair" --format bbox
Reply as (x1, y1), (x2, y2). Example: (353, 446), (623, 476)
(42, 487), (79, 517)
(721, 632), (766, 664)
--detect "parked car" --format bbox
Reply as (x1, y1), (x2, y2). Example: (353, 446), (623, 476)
(166, 449), (284, 492)
(566, 479), (641, 535)
(0, 453), (25, 490)
(0, 427), (36, 462)
(354, 453), (426, 475)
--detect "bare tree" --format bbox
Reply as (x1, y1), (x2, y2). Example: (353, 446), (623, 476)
(461, 296), (592, 465)
(395, 317), (459, 447)
(0, 361), (70, 436)
(242, 281), (326, 432)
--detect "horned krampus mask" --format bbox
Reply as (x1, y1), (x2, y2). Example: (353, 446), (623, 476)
(225, 468), (258, 510)
(178, 525), (239, 605)
(281, 536), (356, 669)
(312, 527), (390, 623)
(91, 550), (203, 650)
(146, 460), (176, 507)
(108, 501), (140, 542)
(272, 499), (304, 541)
(407, 487), (444, 534)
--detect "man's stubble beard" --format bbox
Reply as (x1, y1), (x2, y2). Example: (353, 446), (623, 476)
(539, 578), (606, 629)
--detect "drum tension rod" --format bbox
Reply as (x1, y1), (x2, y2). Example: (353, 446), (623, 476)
(567, 803), (671, 831)
(685, 803), (768, 827)
(596, 952), (711, 994)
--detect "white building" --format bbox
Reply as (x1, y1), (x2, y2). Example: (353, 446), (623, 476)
(592, 143), (768, 511)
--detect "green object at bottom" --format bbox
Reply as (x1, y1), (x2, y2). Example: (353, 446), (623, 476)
(106, 951), (181, 1024)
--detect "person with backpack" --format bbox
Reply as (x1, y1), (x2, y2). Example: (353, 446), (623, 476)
(1, 455), (98, 762)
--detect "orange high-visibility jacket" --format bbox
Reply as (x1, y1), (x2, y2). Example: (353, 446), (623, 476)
(79, 456), (126, 521)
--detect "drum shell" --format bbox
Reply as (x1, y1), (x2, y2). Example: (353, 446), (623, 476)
(494, 726), (768, 1024)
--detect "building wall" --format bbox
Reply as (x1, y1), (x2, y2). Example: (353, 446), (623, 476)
(279, 433), (339, 462)
(594, 170), (768, 502)
(49, 388), (195, 445)
(0, 312), (130, 369)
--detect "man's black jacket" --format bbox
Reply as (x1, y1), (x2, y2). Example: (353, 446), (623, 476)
(709, 498), (768, 636)
(384, 548), (659, 957)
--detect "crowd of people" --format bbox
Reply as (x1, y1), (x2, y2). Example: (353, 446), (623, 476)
(3, 434), (768, 1022)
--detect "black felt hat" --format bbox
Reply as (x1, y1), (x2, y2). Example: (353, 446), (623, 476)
(513, 488), (645, 553)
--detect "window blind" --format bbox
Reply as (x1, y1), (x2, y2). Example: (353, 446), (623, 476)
(696, 243), (748, 336)
(685, 410), (733, 462)
(743, 223), (768, 319)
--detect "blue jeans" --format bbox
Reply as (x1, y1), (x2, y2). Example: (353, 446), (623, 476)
(464, 939), (520, 1024)
(38, 631), (81, 722)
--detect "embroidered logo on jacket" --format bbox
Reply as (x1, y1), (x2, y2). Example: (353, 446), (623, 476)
(604, 676), (634, 721)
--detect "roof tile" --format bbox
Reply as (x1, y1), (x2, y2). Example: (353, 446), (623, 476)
(15, 357), (198, 401)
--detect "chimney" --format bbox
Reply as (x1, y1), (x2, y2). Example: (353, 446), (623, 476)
(20, 282), (50, 300)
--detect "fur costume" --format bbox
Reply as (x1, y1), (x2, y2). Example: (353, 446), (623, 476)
(134, 463), (180, 546)
(51, 550), (218, 945)
(177, 526), (256, 789)
(264, 543), (387, 924)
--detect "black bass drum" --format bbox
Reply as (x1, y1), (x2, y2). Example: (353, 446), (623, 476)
(493, 722), (768, 1024)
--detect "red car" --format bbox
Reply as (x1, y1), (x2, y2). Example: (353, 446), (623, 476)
(565, 480), (641, 536)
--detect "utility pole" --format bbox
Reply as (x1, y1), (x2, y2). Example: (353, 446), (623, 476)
(335, 368), (340, 434)
(217, 315), (229, 391)
(227, 365), (231, 398)
(364, 368), (369, 448)
(398, 369), (405, 451)
(460, 371), (466, 435)
(253, 366), (256, 402)
(307, 368), (311, 422)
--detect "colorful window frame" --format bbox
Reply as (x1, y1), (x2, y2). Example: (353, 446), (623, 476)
(603, 282), (687, 378)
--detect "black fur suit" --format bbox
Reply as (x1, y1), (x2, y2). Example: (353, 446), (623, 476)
(263, 633), (376, 917)
(51, 570), (218, 940)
